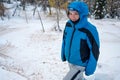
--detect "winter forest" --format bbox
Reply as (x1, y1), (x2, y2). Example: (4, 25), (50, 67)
(0, 0), (120, 20)
(0, 0), (120, 80)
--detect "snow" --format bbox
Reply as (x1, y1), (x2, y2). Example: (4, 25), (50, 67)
(0, 6), (120, 80)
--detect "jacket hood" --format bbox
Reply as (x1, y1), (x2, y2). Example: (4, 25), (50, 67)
(68, 1), (89, 20)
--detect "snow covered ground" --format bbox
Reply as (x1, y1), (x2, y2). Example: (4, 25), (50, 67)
(0, 7), (120, 80)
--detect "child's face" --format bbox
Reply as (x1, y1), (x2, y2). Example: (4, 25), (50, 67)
(68, 11), (79, 22)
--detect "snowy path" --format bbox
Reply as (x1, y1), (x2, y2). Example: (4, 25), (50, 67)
(0, 23), (67, 80)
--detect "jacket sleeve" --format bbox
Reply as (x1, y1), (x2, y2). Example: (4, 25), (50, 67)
(85, 28), (100, 76)
(61, 29), (66, 61)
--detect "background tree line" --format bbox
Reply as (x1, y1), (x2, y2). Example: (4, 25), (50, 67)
(0, 0), (120, 19)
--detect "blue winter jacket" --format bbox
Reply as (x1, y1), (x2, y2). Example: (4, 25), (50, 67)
(61, 1), (100, 76)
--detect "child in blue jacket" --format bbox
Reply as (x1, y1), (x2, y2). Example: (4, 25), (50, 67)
(61, 1), (100, 80)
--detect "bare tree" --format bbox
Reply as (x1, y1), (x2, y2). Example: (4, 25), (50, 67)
(0, 2), (12, 20)
(54, 0), (69, 31)
(0, 2), (5, 20)
(33, 0), (45, 32)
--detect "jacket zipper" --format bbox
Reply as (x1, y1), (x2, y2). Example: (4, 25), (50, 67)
(68, 24), (76, 61)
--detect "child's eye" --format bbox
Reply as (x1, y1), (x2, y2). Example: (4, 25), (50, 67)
(69, 11), (79, 15)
